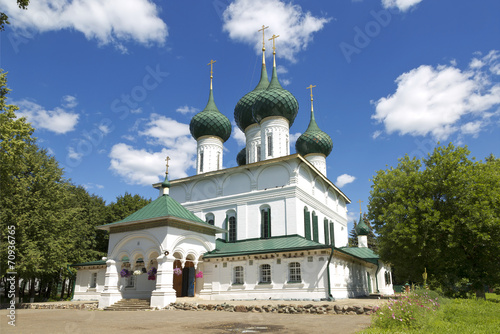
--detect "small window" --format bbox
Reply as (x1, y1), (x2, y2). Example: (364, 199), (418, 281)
(267, 134), (273, 156)
(217, 151), (221, 170)
(257, 145), (261, 162)
(228, 215), (237, 242)
(223, 262), (227, 268)
(200, 152), (204, 173)
(90, 272), (97, 288)
(249, 260), (253, 266)
(259, 264), (271, 284)
(233, 266), (244, 285)
(307, 256), (313, 262)
(205, 213), (215, 226)
(261, 207), (271, 239)
(288, 262), (301, 283)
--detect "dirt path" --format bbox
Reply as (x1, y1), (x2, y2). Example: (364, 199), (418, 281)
(0, 308), (373, 334)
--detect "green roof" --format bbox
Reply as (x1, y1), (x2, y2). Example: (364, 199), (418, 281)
(71, 260), (106, 267)
(252, 65), (299, 126)
(355, 214), (371, 236)
(99, 194), (212, 228)
(236, 147), (246, 166)
(204, 235), (329, 258)
(295, 109), (333, 157)
(190, 89), (232, 142)
(234, 63), (269, 131)
(337, 247), (379, 265)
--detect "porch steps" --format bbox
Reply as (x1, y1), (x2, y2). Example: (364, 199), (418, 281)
(104, 298), (151, 311)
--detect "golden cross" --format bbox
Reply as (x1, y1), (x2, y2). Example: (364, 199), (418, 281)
(268, 34), (280, 53)
(357, 200), (363, 215)
(165, 156), (170, 175)
(207, 59), (216, 78)
(306, 84), (316, 100)
(258, 25), (269, 50)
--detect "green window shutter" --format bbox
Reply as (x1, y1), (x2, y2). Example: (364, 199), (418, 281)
(324, 218), (329, 245)
(312, 213), (319, 242)
(329, 221), (335, 247)
(304, 208), (311, 240)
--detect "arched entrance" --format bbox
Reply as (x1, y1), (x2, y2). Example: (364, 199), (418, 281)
(173, 260), (195, 297)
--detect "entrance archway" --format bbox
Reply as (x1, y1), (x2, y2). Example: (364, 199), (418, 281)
(173, 260), (195, 297)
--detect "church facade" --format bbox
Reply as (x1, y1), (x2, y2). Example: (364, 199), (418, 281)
(71, 31), (393, 309)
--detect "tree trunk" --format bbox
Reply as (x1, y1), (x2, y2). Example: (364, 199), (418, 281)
(46, 280), (52, 299)
(60, 278), (66, 300)
(29, 278), (36, 302)
(475, 289), (486, 299)
(20, 279), (27, 303)
(14, 275), (19, 303)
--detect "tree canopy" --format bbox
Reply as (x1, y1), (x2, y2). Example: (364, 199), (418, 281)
(368, 143), (500, 297)
(0, 0), (29, 31)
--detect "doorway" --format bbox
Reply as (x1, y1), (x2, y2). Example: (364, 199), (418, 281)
(173, 260), (195, 297)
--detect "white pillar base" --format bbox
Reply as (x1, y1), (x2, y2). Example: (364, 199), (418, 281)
(98, 292), (122, 309)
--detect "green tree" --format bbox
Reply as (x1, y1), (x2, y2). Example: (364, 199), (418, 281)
(1, 0), (29, 31)
(368, 143), (500, 298)
(106, 192), (151, 224)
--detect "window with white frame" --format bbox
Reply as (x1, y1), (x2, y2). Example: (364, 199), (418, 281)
(126, 275), (135, 288)
(259, 264), (271, 284)
(90, 272), (97, 288)
(233, 266), (244, 285)
(288, 262), (301, 283)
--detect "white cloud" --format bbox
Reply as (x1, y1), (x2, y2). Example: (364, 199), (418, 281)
(15, 98), (79, 134)
(372, 50), (500, 140)
(83, 183), (104, 190)
(98, 124), (111, 135)
(381, 0), (423, 12)
(281, 79), (291, 86)
(122, 134), (136, 141)
(222, 0), (330, 62)
(176, 105), (199, 115)
(289, 132), (301, 148)
(1, 0), (167, 51)
(336, 174), (356, 188)
(232, 123), (246, 146)
(62, 95), (78, 109)
(130, 108), (143, 114)
(68, 147), (83, 160)
(372, 130), (382, 140)
(109, 114), (196, 185)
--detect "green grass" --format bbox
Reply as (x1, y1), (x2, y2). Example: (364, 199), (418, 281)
(360, 291), (500, 334)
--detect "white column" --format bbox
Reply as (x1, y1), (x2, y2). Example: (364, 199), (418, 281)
(98, 259), (122, 309)
(197, 136), (223, 174)
(260, 116), (289, 161)
(150, 254), (177, 308)
(245, 124), (261, 164)
(305, 154), (327, 177)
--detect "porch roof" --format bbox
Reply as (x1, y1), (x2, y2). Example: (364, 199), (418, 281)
(98, 194), (226, 233)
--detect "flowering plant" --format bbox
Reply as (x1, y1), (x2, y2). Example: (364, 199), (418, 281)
(120, 269), (131, 277)
(133, 270), (143, 276)
(173, 267), (182, 276)
(148, 267), (157, 280)
(195, 271), (203, 278)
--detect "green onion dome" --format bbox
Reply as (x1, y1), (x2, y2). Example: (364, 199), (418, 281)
(234, 64), (269, 132)
(355, 214), (370, 236)
(252, 65), (299, 126)
(190, 89), (232, 142)
(236, 147), (246, 166)
(295, 110), (333, 157)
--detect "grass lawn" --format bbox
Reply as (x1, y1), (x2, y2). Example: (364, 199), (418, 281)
(360, 291), (500, 334)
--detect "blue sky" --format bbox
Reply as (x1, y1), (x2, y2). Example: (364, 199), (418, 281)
(1, 0), (499, 229)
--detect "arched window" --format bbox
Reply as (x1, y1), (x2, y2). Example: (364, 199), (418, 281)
(259, 264), (271, 284)
(267, 134), (273, 156)
(233, 266), (244, 285)
(205, 213), (215, 225)
(199, 151), (204, 173)
(228, 216), (237, 242)
(304, 207), (311, 240)
(257, 145), (262, 162)
(261, 206), (271, 239)
(288, 262), (301, 283)
(226, 211), (237, 242)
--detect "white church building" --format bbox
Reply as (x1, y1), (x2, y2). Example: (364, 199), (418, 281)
(71, 32), (393, 309)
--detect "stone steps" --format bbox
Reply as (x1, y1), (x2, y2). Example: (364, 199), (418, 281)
(104, 298), (151, 311)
